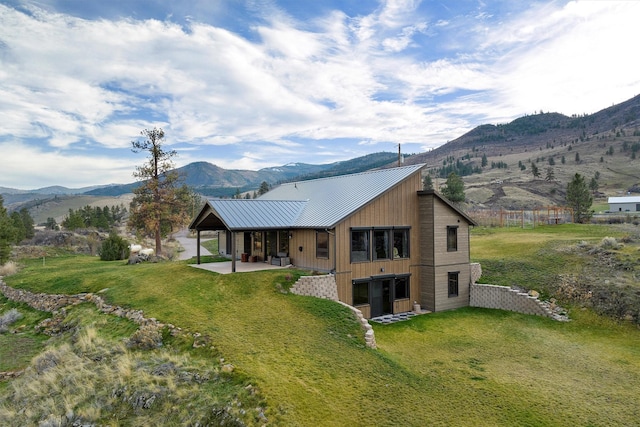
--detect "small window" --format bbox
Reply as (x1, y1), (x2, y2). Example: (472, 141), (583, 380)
(351, 229), (370, 262)
(373, 229), (390, 260)
(447, 226), (458, 252)
(448, 272), (459, 297)
(316, 231), (329, 259)
(353, 281), (369, 305)
(393, 228), (409, 258)
(394, 276), (410, 300)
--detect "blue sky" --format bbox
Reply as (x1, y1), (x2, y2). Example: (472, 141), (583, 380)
(1, 0), (639, 189)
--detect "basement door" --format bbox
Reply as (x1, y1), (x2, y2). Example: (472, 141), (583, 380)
(370, 279), (393, 318)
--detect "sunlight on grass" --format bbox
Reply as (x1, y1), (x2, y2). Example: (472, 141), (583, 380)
(4, 244), (640, 426)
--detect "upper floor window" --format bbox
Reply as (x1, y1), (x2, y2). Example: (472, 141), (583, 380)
(351, 229), (370, 262)
(447, 226), (458, 252)
(316, 231), (329, 259)
(393, 228), (409, 259)
(373, 229), (390, 260)
(351, 227), (410, 263)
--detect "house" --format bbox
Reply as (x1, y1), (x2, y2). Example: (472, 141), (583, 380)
(608, 196), (640, 212)
(189, 164), (477, 318)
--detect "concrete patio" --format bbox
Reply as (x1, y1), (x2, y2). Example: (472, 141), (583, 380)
(189, 260), (290, 274)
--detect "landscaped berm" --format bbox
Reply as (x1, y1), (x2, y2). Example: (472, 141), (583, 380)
(1, 221), (640, 426)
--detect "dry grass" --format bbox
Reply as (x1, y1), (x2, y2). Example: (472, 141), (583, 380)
(0, 261), (18, 277)
(0, 304), (266, 426)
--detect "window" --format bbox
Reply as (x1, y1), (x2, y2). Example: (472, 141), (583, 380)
(393, 228), (409, 258)
(351, 229), (370, 262)
(316, 231), (329, 259)
(373, 229), (390, 260)
(394, 276), (410, 300)
(447, 226), (458, 252)
(353, 281), (369, 305)
(448, 272), (459, 297)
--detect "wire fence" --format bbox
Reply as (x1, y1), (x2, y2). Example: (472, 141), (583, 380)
(467, 207), (574, 228)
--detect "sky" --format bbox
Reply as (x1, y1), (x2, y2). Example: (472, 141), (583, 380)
(1, 0), (639, 190)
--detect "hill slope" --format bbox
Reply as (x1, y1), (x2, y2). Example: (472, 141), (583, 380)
(401, 94), (640, 209)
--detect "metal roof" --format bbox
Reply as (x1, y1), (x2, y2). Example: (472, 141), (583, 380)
(608, 196), (640, 204)
(190, 163), (425, 231)
(205, 199), (307, 230)
(260, 163), (425, 228)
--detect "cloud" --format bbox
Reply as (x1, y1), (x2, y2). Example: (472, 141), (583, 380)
(0, 141), (137, 189)
(2, 1), (640, 188)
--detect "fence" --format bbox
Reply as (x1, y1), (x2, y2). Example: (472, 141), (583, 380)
(468, 207), (574, 228)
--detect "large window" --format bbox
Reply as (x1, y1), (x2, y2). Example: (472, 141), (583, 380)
(448, 272), (459, 297)
(373, 229), (390, 260)
(353, 281), (369, 305)
(351, 229), (370, 262)
(447, 226), (458, 252)
(316, 231), (329, 259)
(393, 228), (409, 259)
(395, 276), (410, 300)
(351, 227), (410, 262)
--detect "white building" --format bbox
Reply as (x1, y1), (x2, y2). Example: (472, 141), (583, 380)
(608, 196), (640, 212)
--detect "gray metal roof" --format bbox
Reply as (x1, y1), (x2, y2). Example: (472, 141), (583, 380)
(190, 163), (425, 231)
(260, 163), (425, 228)
(206, 199), (307, 230)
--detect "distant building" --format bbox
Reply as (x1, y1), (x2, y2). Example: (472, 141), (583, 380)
(608, 196), (640, 212)
(189, 164), (477, 318)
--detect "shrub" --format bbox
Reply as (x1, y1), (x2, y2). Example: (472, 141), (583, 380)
(98, 233), (130, 261)
(600, 236), (620, 250)
(0, 260), (18, 276)
(0, 308), (23, 333)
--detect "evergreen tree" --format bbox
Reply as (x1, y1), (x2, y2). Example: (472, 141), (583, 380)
(129, 128), (194, 255)
(531, 162), (541, 178)
(258, 181), (270, 196)
(481, 153), (488, 167)
(423, 174), (433, 190)
(545, 167), (555, 181)
(589, 177), (599, 193)
(0, 196), (15, 264)
(566, 173), (593, 223)
(441, 172), (465, 203)
(19, 208), (35, 239)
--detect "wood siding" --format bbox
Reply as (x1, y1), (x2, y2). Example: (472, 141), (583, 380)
(418, 191), (473, 312)
(333, 173), (422, 306)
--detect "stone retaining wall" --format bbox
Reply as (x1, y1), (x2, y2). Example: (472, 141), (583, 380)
(470, 283), (552, 317)
(289, 274), (339, 301)
(468, 263), (553, 318)
(290, 275), (376, 349)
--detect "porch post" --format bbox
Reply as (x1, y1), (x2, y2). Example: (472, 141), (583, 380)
(197, 229), (201, 265)
(231, 231), (237, 273)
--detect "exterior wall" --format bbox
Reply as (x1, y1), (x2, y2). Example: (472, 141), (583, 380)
(609, 202), (640, 212)
(418, 191), (472, 312)
(287, 229), (334, 272)
(332, 172), (423, 314)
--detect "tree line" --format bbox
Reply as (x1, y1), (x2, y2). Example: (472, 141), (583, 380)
(0, 196), (35, 263)
(62, 204), (128, 231)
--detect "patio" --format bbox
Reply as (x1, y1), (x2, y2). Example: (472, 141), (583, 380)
(189, 260), (290, 274)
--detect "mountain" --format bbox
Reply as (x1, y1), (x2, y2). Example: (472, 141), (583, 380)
(398, 93), (640, 209)
(80, 152), (400, 197)
(402, 93), (640, 167)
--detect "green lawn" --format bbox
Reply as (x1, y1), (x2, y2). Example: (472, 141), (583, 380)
(3, 240), (640, 425)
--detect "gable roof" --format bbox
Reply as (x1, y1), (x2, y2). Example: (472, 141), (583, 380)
(417, 189), (478, 226)
(190, 163), (425, 231)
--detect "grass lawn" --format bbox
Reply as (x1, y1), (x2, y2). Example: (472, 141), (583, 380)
(4, 236), (640, 426)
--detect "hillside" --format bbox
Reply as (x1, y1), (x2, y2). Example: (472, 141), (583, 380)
(401, 94), (640, 209)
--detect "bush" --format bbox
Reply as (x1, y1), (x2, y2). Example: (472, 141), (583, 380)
(0, 308), (23, 333)
(0, 260), (18, 277)
(98, 233), (130, 261)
